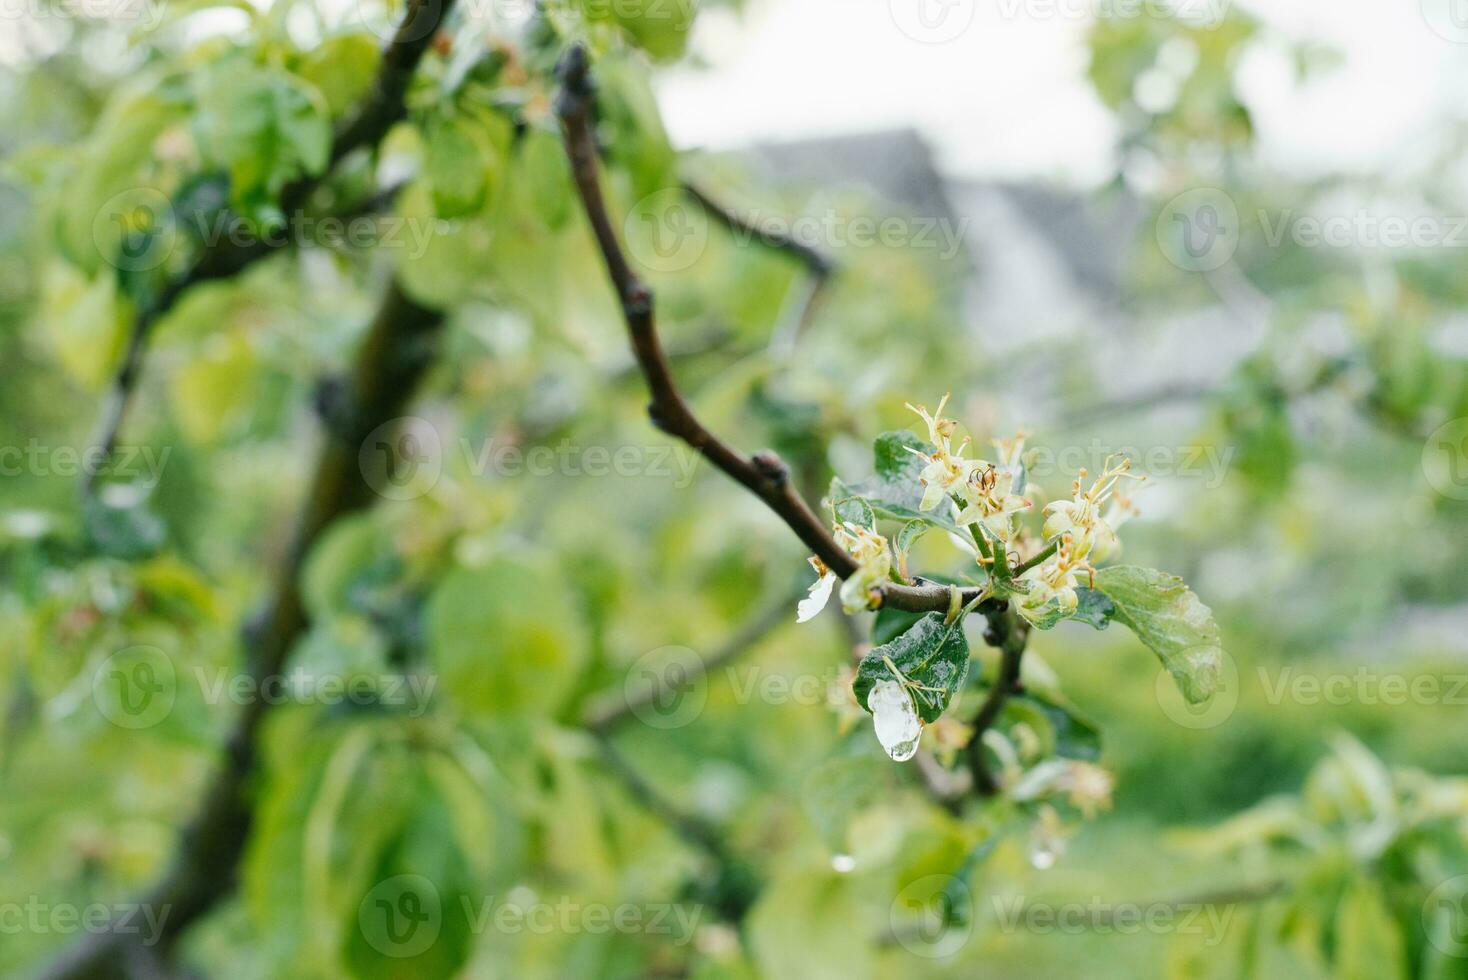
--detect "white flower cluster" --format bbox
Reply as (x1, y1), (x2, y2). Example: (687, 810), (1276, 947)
(796, 395), (1144, 767)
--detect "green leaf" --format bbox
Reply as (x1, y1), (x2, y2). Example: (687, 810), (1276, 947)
(800, 756), (892, 853)
(425, 114), (496, 219)
(748, 868), (872, 980)
(1094, 565), (1223, 705)
(302, 514), (400, 621)
(873, 430), (928, 483)
(597, 53), (676, 201)
(55, 85), (184, 276)
(298, 32), (381, 117)
(1005, 689), (1101, 762)
(853, 612), (970, 724)
(39, 262), (132, 389)
(849, 430), (929, 511)
(893, 519), (930, 576)
(870, 605), (924, 646)
(1068, 586), (1116, 630)
(519, 128), (572, 231)
(393, 179), (494, 307)
(425, 557), (587, 718)
(1332, 878), (1406, 980)
(167, 329), (258, 443)
(340, 769), (480, 980)
(272, 73), (332, 177)
(192, 59), (330, 207)
(83, 486), (166, 560)
(844, 431), (962, 533)
(827, 477), (875, 529)
(612, 0), (696, 61)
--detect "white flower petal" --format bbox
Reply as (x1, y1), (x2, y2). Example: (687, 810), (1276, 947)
(867, 679), (922, 762)
(919, 480), (946, 512)
(797, 572), (837, 623)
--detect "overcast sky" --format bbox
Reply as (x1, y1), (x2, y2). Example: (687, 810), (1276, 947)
(658, 0), (1468, 187)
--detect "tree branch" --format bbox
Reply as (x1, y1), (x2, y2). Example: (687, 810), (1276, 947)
(682, 181), (834, 354)
(682, 181), (834, 278)
(965, 603), (1029, 796)
(555, 45), (970, 617)
(39, 282), (447, 980)
(81, 0), (456, 495)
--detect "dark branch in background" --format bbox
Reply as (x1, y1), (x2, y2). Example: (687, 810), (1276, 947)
(41, 283), (447, 980)
(683, 180), (835, 355)
(965, 604), (1029, 796)
(555, 46), (974, 617)
(682, 181), (834, 278)
(591, 736), (760, 921)
(583, 584), (803, 732)
(81, 0), (457, 496)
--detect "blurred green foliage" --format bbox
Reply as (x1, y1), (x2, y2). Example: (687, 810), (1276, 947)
(1, 0), (1467, 978)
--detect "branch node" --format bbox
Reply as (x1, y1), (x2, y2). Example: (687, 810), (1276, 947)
(554, 44), (594, 117)
(646, 401), (674, 433)
(625, 283), (654, 316)
(750, 450), (789, 485)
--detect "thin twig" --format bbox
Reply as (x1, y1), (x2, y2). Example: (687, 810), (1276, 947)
(583, 584), (804, 732)
(554, 45), (966, 617)
(81, 0), (456, 496)
(1012, 540), (1058, 577)
(965, 603), (1029, 797)
(681, 181), (835, 354)
(591, 735), (759, 922)
(682, 181), (834, 278)
(592, 735), (737, 868)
